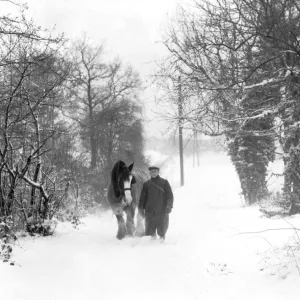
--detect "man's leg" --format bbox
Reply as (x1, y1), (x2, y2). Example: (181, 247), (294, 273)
(145, 214), (156, 237)
(157, 213), (169, 239)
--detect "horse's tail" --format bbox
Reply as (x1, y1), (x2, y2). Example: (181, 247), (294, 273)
(132, 169), (149, 206)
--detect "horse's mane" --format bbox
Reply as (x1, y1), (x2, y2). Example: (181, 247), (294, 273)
(111, 160), (126, 198)
(110, 161), (149, 199)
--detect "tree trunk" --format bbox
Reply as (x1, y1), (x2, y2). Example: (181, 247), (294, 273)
(88, 81), (97, 170)
(289, 192), (300, 215)
(90, 127), (97, 169)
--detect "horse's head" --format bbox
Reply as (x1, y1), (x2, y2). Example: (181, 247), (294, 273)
(111, 160), (136, 207)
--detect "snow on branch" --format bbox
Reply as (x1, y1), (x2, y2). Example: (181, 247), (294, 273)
(244, 78), (278, 90)
(22, 175), (50, 200)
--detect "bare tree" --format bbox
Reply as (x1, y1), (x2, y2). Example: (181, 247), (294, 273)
(156, 0), (300, 207)
(0, 2), (70, 229)
(66, 36), (142, 169)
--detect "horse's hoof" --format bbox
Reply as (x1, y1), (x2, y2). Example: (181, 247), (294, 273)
(126, 230), (134, 237)
(135, 232), (143, 237)
(116, 233), (125, 240)
(135, 229), (145, 237)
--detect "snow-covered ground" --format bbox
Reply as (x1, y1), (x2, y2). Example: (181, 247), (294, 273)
(1, 151), (300, 300)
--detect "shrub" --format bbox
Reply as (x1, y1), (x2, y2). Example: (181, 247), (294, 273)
(0, 216), (17, 264)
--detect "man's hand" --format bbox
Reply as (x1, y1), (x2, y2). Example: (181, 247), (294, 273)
(165, 206), (172, 214)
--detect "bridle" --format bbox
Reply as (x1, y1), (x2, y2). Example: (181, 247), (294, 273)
(117, 180), (132, 194)
(115, 167), (134, 206)
(119, 187), (132, 206)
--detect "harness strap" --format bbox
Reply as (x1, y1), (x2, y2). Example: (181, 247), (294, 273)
(150, 182), (165, 194)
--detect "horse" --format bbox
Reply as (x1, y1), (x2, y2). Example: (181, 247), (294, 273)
(107, 160), (149, 239)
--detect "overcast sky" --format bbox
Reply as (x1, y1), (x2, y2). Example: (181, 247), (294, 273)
(20, 0), (191, 137)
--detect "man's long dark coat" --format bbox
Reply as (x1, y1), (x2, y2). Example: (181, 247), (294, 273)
(138, 176), (173, 215)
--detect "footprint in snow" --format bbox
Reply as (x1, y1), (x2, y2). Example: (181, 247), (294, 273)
(207, 262), (233, 276)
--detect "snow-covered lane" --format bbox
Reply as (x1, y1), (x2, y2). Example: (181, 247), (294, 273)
(1, 152), (300, 300)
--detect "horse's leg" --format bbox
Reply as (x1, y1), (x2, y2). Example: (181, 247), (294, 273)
(125, 204), (135, 236)
(116, 213), (126, 240)
(133, 184), (145, 237)
(135, 209), (145, 237)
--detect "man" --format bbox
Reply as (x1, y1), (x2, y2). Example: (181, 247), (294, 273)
(138, 166), (174, 240)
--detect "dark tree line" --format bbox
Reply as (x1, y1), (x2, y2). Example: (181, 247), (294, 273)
(0, 2), (147, 238)
(156, 0), (300, 212)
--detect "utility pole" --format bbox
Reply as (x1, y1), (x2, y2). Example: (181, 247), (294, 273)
(193, 127), (196, 167)
(178, 75), (184, 186)
(193, 126), (200, 167)
(193, 128), (200, 168)
(196, 132), (200, 167)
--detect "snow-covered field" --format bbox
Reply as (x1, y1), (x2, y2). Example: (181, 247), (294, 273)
(1, 151), (300, 300)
